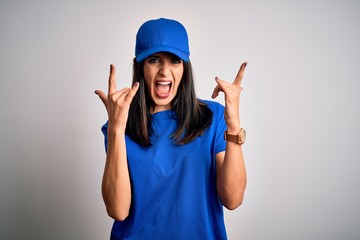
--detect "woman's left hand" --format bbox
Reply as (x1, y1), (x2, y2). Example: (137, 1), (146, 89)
(212, 62), (247, 133)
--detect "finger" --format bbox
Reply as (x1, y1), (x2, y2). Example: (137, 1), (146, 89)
(123, 82), (140, 103)
(108, 64), (117, 95)
(233, 62), (247, 87)
(94, 90), (108, 107)
(129, 82), (140, 97)
(109, 88), (131, 102)
(216, 77), (229, 91)
(211, 85), (220, 98)
(212, 77), (225, 98)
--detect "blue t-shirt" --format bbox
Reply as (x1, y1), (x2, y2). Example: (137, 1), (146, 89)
(102, 100), (228, 240)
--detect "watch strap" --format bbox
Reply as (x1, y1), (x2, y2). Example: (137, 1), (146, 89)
(224, 129), (245, 145)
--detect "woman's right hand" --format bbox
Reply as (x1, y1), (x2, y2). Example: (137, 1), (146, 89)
(95, 64), (140, 131)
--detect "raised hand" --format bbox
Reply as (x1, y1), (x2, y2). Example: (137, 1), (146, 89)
(95, 64), (140, 131)
(211, 62), (247, 133)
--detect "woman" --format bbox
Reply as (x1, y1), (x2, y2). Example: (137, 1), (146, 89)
(95, 18), (247, 239)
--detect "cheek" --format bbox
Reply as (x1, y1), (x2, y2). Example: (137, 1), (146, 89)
(176, 67), (184, 80)
(174, 75), (183, 90)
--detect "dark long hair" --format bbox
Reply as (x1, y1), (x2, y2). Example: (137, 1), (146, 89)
(125, 58), (213, 147)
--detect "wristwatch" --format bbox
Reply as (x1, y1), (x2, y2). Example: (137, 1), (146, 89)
(224, 128), (246, 145)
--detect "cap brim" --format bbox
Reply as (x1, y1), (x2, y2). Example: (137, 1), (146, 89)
(136, 46), (189, 62)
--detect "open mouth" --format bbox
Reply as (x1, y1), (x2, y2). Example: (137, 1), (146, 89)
(155, 81), (172, 97)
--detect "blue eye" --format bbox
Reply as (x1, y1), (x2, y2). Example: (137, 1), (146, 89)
(147, 57), (160, 63)
(171, 58), (182, 64)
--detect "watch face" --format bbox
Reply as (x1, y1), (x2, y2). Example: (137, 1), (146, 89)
(240, 129), (246, 144)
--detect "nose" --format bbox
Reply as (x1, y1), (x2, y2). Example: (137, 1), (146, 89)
(159, 61), (170, 76)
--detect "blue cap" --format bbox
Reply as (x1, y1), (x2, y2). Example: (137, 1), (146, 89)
(135, 18), (190, 62)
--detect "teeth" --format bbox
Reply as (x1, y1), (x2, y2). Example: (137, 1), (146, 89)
(157, 82), (171, 85)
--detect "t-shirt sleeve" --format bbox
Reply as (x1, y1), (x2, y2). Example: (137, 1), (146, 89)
(101, 121), (108, 153)
(214, 103), (227, 154)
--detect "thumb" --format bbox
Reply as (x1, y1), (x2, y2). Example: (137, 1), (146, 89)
(94, 90), (108, 107)
(211, 77), (225, 99)
(212, 84), (221, 99)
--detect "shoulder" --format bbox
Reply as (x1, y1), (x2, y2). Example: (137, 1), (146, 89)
(198, 99), (224, 113)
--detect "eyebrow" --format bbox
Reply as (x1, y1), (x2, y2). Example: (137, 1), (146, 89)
(148, 55), (161, 59)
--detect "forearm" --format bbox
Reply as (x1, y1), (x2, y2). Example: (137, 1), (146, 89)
(102, 127), (131, 221)
(217, 140), (247, 210)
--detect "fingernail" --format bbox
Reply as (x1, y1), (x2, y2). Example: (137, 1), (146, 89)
(134, 82), (139, 87)
(244, 62), (248, 67)
(215, 76), (219, 81)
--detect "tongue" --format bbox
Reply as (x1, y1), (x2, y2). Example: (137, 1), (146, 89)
(156, 84), (170, 95)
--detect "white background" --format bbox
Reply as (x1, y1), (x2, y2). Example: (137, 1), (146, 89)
(1, 0), (359, 239)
